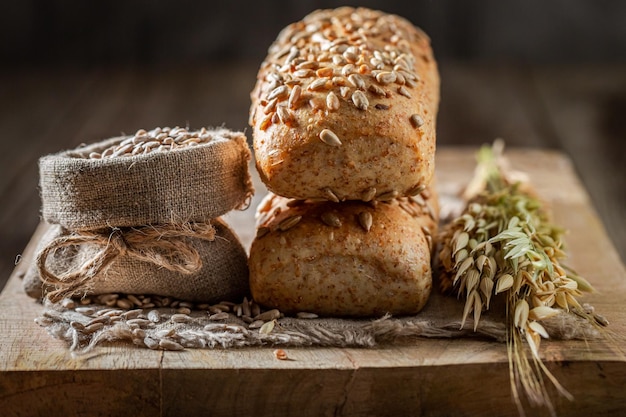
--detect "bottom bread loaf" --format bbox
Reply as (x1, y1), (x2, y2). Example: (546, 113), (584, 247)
(249, 189), (438, 317)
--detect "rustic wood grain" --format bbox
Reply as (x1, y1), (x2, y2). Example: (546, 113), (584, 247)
(1, 148), (624, 417)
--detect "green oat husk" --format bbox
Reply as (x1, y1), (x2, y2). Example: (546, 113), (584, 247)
(438, 140), (604, 417)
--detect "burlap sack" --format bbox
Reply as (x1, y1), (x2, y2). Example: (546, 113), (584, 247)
(24, 218), (249, 303)
(27, 128), (254, 302)
(39, 129), (253, 230)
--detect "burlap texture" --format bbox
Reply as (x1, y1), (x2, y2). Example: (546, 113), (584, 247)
(24, 219), (250, 303)
(34, 289), (602, 353)
(39, 129), (253, 230)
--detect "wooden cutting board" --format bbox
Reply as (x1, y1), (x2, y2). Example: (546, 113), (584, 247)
(1, 147), (624, 417)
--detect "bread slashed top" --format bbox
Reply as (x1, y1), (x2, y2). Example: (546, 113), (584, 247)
(250, 7), (439, 202)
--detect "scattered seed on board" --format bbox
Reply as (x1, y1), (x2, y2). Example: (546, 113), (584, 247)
(171, 314), (191, 323)
(249, 320), (264, 329)
(83, 322), (104, 334)
(255, 309), (281, 322)
(274, 349), (289, 360)
(132, 328), (146, 339)
(75, 307), (95, 316)
(242, 297), (251, 317)
(148, 310), (161, 323)
(121, 309), (142, 320)
(70, 321), (85, 331)
(126, 318), (151, 327)
(296, 312), (319, 319)
(209, 312), (230, 321)
(159, 339), (184, 351)
(87, 316), (110, 326)
(156, 328), (176, 338)
(144, 337), (159, 350)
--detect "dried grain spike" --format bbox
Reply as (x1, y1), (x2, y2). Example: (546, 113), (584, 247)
(259, 320), (276, 334)
(319, 129), (342, 147)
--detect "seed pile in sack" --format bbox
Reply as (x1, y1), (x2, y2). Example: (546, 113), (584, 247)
(24, 126), (254, 304)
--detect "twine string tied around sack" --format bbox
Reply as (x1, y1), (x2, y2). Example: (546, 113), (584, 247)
(36, 222), (216, 303)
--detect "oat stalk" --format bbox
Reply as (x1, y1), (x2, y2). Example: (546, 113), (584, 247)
(438, 141), (599, 416)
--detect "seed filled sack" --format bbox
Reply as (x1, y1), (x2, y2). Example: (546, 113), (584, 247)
(24, 127), (254, 303)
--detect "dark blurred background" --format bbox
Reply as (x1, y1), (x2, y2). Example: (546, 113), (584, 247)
(1, 0), (625, 290)
(3, 0), (626, 66)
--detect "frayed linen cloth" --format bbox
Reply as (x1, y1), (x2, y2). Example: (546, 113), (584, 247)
(34, 286), (601, 353)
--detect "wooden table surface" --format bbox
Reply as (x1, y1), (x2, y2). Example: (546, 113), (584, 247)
(0, 63), (624, 291)
(1, 147), (625, 417)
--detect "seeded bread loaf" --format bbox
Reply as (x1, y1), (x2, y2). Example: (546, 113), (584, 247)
(248, 187), (438, 317)
(250, 7), (439, 202)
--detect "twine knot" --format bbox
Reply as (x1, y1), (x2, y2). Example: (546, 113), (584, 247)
(37, 222), (216, 303)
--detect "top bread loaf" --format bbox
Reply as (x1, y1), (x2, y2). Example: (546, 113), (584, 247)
(250, 7), (439, 202)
